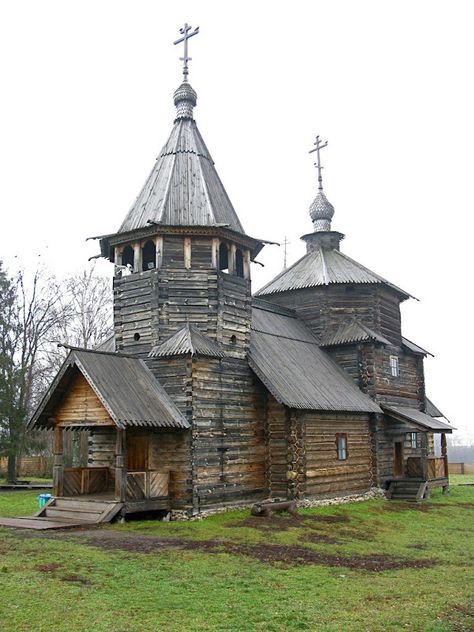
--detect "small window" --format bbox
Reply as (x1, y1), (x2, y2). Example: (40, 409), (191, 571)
(410, 432), (417, 449)
(390, 355), (399, 377)
(336, 433), (348, 461)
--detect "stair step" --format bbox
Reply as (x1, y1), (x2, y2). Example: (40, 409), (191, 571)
(54, 499), (114, 512)
(391, 494), (419, 500)
(45, 508), (102, 522)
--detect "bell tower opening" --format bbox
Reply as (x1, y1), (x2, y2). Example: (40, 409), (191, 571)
(122, 245), (134, 269)
(142, 240), (156, 271)
(235, 248), (244, 278)
(219, 242), (229, 272)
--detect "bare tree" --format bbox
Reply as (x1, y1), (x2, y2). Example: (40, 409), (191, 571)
(0, 263), (64, 481)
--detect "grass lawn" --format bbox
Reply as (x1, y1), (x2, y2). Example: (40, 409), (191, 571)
(0, 481), (473, 631)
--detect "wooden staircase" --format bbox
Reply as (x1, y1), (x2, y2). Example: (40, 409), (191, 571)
(386, 479), (428, 501)
(35, 497), (123, 525)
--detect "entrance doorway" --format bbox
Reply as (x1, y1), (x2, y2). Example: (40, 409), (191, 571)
(393, 441), (404, 477)
(127, 434), (149, 471)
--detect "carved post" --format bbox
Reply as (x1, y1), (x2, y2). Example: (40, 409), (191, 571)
(52, 425), (64, 497)
(115, 247), (122, 266)
(419, 431), (429, 481)
(115, 428), (127, 502)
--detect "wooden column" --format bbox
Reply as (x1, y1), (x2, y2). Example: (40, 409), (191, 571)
(229, 244), (236, 275)
(133, 242), (141, 273)
(52, 425), (64, 497)
(184, 237), (192, 269)
(211, 238), (219, 269)
(115, 428), (127, 502)
(419, 431), (429, 481)
(115, 247), (123, 266)
(441, 433), (449, 479)
(243, 249), (251, 280)
(155, 236), (163, 269)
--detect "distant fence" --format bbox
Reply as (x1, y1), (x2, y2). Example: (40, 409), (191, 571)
(0, 456), (53, 478)
(449, 462), (474, 475)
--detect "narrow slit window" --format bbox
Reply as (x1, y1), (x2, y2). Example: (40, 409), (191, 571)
(390, 355), (399, 377)
(336, 433), (348, 461)
(410, 432), (417, 449)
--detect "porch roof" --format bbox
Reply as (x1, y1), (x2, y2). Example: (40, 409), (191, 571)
(382, 405), (454, 433)
(29, 349), (190, 430)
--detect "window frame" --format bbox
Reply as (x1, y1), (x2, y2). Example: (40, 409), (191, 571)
(336, 433), (349, 461)
(389, 355), (400, 377)
(410, 432), (417, 449)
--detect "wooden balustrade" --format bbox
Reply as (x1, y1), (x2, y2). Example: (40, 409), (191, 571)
(63, 467), (109, 496)
(126, 471), (169, 501)
(406, 457), (446, 480)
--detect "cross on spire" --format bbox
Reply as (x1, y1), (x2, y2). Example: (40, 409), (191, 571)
(173, 23), (200, 82)
(309, 135), (328, 191)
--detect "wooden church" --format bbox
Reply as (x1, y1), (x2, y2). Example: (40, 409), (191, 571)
(29, 26), (453, 522)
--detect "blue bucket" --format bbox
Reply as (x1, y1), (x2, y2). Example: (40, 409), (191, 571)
(38, 493), (52, 508)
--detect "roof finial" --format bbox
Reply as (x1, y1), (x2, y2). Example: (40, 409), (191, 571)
(174, 23), (200, 83)
(308, 135), (335, 232)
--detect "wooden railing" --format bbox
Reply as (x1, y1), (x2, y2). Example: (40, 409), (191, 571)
(406, 457), (446, 480)
(63, 467), (109, 496)
(126, 470), (169, 501)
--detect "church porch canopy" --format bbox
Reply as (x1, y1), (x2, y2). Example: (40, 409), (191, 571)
(28, 348), (189, 431)
(382, 405), (454, 433)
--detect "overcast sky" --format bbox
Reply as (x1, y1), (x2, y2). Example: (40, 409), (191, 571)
(1, 1), (472, 440)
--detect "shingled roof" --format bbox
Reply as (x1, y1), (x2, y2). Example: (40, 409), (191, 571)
(256, 248), (411, 299)
(249, 301), (381, 413)
(29, 349), (190, 430)
(149, 323), (224, 358)
(321, 318), (391, 347)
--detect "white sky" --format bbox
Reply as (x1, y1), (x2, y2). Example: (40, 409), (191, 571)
(0, 1), (472, 440)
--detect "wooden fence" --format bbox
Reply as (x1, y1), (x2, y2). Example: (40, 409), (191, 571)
(449, 462), (474, 475)
(0, 456), (53, 478)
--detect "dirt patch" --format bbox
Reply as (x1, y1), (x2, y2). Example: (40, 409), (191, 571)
(383, 502), (436, 512)
(61, 573), (92, 586)
(35, 562), (62, 573)
(70, 531), (436, 571)
(227, 515), (303, 532)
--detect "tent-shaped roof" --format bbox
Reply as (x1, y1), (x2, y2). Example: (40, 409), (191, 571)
(249, 301), (381, 413)
(29, 349), (190, 430)
(256, 248), (412, 299)
(321, 318), (391, 347)
(149, 323), (224, 358)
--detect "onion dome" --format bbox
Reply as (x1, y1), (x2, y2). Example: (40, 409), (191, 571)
(309, 190), (335, 232)
(173, 81), (197, 120)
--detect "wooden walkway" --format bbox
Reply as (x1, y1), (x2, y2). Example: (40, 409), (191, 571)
(0, 516), (93, 530)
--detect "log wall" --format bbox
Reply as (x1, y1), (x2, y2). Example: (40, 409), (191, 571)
(303, 412), (373, 497)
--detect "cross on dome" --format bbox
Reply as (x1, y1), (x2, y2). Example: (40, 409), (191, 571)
(173, 23), (200, 82)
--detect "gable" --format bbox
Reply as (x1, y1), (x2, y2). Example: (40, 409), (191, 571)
(53, 372), (114, 428)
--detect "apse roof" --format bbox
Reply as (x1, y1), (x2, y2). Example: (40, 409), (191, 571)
(256, 248), (412, 299)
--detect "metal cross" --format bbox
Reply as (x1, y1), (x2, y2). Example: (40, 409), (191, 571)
(173, 23), (200, 82)
(282, 236), (291, 270)
(309, 135), (328, 191)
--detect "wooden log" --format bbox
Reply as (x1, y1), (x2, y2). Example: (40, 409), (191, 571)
(52, 425), (64, 497)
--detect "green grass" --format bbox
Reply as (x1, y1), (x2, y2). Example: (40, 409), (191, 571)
(0, 477), (52, 485)
(0, 482), (473, 631)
